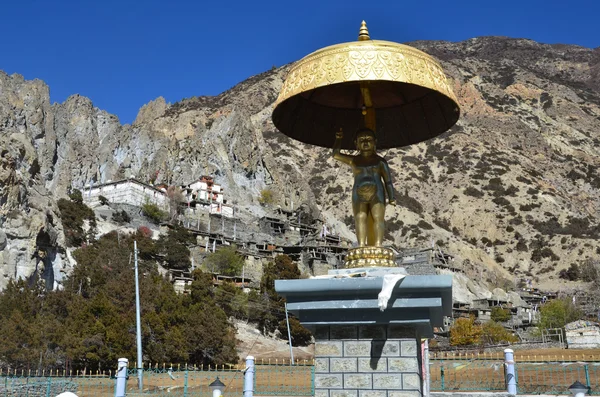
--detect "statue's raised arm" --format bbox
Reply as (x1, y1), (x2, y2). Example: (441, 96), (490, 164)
(332, 129), (353, 166)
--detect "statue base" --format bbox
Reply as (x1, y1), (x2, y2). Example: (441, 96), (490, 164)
(344, 246), (396, 268)
(275, 274), (453, 397)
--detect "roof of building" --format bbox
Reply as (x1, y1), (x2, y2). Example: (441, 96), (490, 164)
(565, 320), (600, 331)
(86, 178), (166, 195)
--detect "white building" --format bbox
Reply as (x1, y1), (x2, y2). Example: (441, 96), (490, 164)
(81, 178), (168, 209)
(184, 176), (224, 204)
(181, 176), (234, 218)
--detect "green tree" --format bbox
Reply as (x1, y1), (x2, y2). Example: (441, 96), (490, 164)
(57, 196), (97, 247)
(142, 202), (168, 224)
(215, 281), (248, 319)
(189, 269), (215, 304)
(490, 306), (511, 322)
(538, 297), (582, 331)
(159, 226), (194, 270)
(204, 245), (245, 276)
(0, 229), (242, 370)
(260, 254), (301, 293)
(254, 255), (311, 345)
(68, 188), (83, 204)
(481, 321), (519, 344)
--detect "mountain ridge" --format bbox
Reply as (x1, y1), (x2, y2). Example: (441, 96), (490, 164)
(0, 36), (599, 294)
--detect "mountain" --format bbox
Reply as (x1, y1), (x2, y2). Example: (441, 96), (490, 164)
(1, 36), (599, 292)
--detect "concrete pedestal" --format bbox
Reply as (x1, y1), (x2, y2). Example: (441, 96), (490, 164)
(275, 272), (452, 397)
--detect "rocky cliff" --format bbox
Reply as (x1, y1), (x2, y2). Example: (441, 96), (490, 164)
(1, 36), (599, 292)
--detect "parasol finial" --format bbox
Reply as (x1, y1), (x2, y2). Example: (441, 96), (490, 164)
(358, 20), (370, 41)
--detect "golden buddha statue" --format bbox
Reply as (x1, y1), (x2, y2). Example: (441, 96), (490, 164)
(332, 128), (395, 247)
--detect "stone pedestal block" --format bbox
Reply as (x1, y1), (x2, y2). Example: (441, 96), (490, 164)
(312, 325), (422, 397)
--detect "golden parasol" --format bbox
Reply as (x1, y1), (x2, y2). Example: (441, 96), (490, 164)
(272, 21), (460, 150)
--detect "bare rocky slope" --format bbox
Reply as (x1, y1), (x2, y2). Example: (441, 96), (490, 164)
(1, 36), (599, 295)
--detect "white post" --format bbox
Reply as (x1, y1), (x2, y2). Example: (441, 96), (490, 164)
(243, 356), (255, 397)
(504, 348), (517, 395)
(134, 241), (143, 391)
(423, 339), (430, 397)
(115, 358), (128, 397)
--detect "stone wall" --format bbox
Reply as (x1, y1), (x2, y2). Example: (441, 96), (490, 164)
(312, 324), (422, 397)
(566, 328), (600, 349)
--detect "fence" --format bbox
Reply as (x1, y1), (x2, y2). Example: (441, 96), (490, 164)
(0, 363), (314, 397)
(3, 354), (600, 396)
(429, 352), (600, 395)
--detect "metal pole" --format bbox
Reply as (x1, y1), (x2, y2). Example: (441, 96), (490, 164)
(585, 364), (591, 391)
(504, 348), (517, 395)
(284, 303), (294, 364)
(243, 356), (255, 397)
(115, 358), (128, 397)
(134, 241), (143, 390)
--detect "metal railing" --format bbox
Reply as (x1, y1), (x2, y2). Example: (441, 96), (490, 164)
(430, 358), (506, 392)
(0, 362), (314, 397)
(1, 354), (598, 396)
(429, 352), (600, 395)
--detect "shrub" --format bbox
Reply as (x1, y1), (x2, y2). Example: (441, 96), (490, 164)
(490, 307), (511, 322)
(278, 317), (312, 346)
(417, 220), (434, 230)
(481, 321), (519, 344)
(142, 202), (168, 224)
(98, 195), (109, 206)
(450, 317), (482, 346)
(258, 189), (275, 206)
(396, 191), (423, 214)
(464, 187), (484, 198)
(558, 263), (580, 281)
(112, 209), (131, 224)
(204, 245), (245, 276)
(137, 226), (153, 239)
(580, 260), (600, 283)
(68, 188), (83, 204)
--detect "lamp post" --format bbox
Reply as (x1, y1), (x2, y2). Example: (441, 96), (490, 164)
(209, 377), (225, 397)
(569, 381), (589, 397)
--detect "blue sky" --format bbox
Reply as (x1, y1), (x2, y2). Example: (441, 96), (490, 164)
(2, 0), (598, 124)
